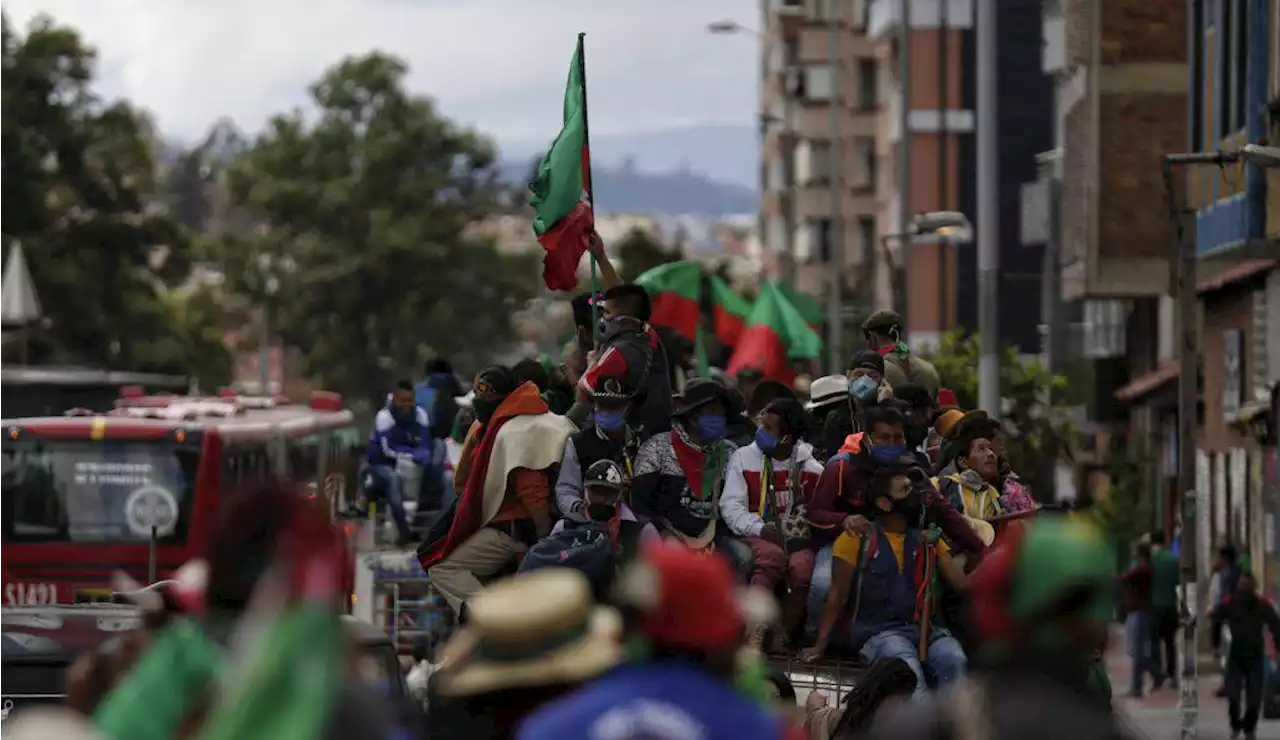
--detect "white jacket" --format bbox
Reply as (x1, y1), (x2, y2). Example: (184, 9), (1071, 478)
(719, 442), (824, 537)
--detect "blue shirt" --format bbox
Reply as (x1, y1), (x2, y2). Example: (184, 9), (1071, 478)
(517, 662), (783, 740)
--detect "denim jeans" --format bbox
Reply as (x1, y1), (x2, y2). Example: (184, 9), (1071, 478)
(363, 464), (414, 539)
(1126, 608), (1162, 695)
(860, 629), (967, 698)
(805, 543), (835, 635)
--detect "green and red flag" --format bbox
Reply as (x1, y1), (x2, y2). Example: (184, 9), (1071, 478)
(635, 260), (703, 340)
(779, 283), (824, 329)
(709, 275), (751, 346)
(726, 281), (822, 384)
(530, 35), (594, 292)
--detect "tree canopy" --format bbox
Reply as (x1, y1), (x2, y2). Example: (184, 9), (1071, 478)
(209, 52), (538, 403)
(1, 13), (232, 387)
(616, 227), (682, 283)
(921, 331), (1075, 498)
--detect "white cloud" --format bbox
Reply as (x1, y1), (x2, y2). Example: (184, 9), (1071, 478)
(3, 0), (761, 148)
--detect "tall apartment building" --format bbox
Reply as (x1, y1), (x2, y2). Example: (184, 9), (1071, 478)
(758, 0), (880, 309)
(868, 0), (1052, 352)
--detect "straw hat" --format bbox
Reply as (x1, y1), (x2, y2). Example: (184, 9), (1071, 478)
(806, 374), (850, 411)
(3, 708), (104, 740)
(433, 569), (622, 697)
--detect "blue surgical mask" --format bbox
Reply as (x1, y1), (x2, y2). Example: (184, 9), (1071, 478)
(850, 376), (879, 404)
(696, 413), (727, 442)
(594, 410), (625, 432)
(870, 443), (908, 464)
(754, 427), (778, 454)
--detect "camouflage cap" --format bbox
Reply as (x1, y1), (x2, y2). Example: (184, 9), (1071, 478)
(860, 309), (905, 333)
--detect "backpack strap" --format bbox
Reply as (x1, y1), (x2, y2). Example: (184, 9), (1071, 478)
(848, 524), (878, 625)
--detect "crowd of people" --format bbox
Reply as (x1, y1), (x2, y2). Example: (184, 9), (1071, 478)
(11, 272), (1275, 740)
(335, 274), (1147, 739)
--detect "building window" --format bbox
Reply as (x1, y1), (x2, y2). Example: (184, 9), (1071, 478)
(857, 59), (878, 110)
(803, 65), (834, 102)
(856, 217), (876, 264)
(1219, 0), (1248, 135)
(852, 137), (875, 190)
(807, 219), (833, 263)
(798, 139), (832, 185)
(805, 0), (833, 21)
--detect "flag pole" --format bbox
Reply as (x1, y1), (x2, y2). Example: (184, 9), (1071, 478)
(577, 32), (600, 350)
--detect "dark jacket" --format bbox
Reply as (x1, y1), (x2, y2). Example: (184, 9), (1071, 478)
(418, 373), (464, 440)
(807, 433), (985, 555)
(1212, 593), (1280, 660)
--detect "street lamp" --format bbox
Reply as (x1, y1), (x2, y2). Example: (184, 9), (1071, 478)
(706, 20), (758, 36)
(880, 211), (973, 331)
(1160, 144), (1280, 736)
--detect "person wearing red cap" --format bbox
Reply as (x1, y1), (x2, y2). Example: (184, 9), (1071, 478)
(517, 542), (789, 740)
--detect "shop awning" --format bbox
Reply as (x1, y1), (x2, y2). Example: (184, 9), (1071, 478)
(1114, 362), (1179, 402)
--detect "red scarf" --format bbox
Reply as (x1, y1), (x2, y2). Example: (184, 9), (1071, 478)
(670, 429), (724, 501)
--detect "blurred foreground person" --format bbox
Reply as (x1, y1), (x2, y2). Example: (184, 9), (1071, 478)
(518, 543), (790, 740)
(863, 516), (1133, 740)
(85, 484), (407, 740)
(429, 569), (622, 740)
(803, 657), (917, 740)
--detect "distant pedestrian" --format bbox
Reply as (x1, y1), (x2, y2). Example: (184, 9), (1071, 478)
(1212, 571), (1280, 740)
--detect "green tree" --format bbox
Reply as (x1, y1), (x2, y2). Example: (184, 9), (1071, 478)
(211, 52), (537, 401)
(616, 227), (681, 283)
(921, 331), (1075, 496)
(1, 13), (224, 377)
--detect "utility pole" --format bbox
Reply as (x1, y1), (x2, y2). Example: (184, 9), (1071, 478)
(937, 0), (949, 332)
(825, 6), (844, 373)
(976, 0), (1000, 416)
(1162, 152), (1206, 740)
(782, 70), (799, 289)
(895, 0), (912, 324)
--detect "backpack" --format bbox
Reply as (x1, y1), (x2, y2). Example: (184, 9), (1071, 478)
(519, 526), (617, 601)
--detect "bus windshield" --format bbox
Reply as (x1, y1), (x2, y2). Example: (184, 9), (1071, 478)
(1, 439), (198, 545)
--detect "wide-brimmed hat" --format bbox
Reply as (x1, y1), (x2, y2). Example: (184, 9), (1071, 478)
(614, 541), (777, 654)
(592, 375), (635, 403)
(673, 377), (730, 417)
(934, 408), (967, 440)
(3, 708), (104, 740)
(806, 374), (851, 411)
(952, 409), (1002, 442)
(433, 569), (622, 697)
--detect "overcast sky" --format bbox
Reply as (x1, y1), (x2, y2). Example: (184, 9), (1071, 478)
(4, 0), (761, 152)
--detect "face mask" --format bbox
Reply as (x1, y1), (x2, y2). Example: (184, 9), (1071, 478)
(891, 491), (925, 524)
(870, 443), (907, 464)
(594, 410), (625, 432)
(586, 502), (618, 522)
(696, 413), (727, 442)
(472, 398), (498, 425)
(754, 427), (778, 454)
(905, 422), (929, 448)
(850, 376), (879, 404)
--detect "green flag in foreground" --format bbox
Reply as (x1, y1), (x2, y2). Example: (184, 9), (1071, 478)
(529, 34), (594, 292)
(93, 620), (222, 740)
(726, 282), (822, 383)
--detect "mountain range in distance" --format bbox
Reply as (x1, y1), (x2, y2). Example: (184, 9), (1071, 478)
(501, 124), (759, 216)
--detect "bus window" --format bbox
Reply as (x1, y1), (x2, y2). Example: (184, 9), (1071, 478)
(1, 439), (197, 544)
(289, 434), (321, 484)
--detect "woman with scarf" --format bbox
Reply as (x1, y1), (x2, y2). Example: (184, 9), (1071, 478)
(630, 378), (753, 581)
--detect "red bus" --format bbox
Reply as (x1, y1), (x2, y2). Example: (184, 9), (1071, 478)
(1, 391), (364, 607)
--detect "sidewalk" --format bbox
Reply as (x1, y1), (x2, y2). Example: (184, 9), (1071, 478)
(1107, 628), (1280, 739)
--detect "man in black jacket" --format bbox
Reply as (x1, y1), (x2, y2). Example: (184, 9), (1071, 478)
(576, 283), (673, 438)
(1212, 570), (1280, 739)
